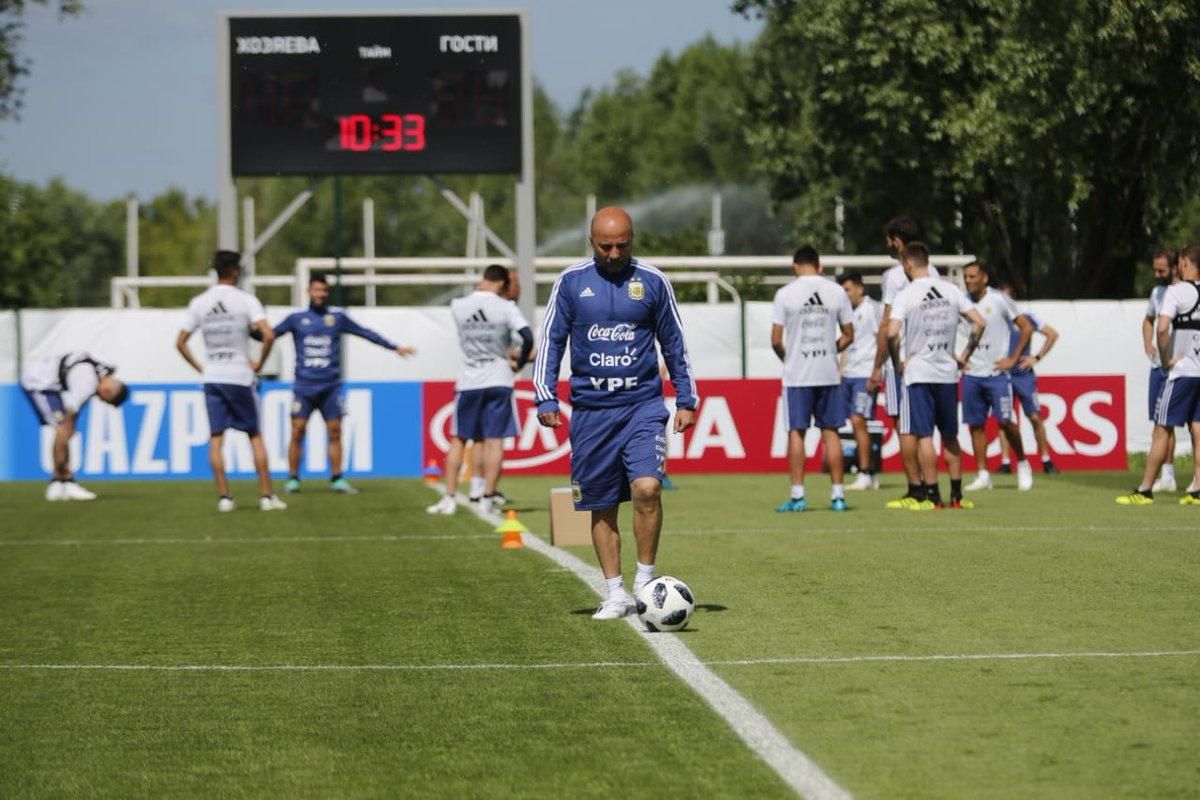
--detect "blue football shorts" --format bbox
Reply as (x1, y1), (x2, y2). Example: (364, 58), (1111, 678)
(1148, 366), (1168, 423)
(453, 386), (519, 441)
(840, 376), (877, 419)
(961, 374), (1014, 426)
(569, 400), (670, 510)
(23, 389), (67, 426)
(898, 382), (959, 440)
(204, 383), (260, 436)
(1009, 370), (1040, 417)
(1155, 376), (1200, 428)
(783, 385), (847, 431)
(292, 382), (345, 421)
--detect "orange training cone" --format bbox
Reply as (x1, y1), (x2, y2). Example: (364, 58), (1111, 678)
(496, 508), (528, 549)
(423, 459), (443, 485)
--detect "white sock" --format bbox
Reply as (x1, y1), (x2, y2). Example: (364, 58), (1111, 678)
(790, 485), (805, 501)
(1000, 457), (1011, 466)
(634, 562), (655, 588)
(1017, 461), (1031, 473)
(831, 484), (845, 500)
(1162, 464), (1176, 481)
(470, 476), (486, 497)
(604, 575), (627, 600)
(977, 469), (990, 480)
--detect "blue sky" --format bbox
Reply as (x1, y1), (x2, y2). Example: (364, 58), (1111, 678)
(0, 1), (762, 201)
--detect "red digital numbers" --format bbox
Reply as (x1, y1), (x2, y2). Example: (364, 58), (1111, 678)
(338, 113), (427, 153)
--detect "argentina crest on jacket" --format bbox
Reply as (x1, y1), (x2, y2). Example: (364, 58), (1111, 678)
(627, 279), (644, 301)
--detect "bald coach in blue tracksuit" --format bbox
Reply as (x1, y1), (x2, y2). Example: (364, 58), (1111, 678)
(534, 207), (698, 620)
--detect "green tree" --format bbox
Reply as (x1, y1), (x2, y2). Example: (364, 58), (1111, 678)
(0, 0), (82, 122)
(736, 0), (1200, 298)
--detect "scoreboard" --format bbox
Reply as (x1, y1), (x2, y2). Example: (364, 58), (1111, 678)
(227, 13), (523, 176)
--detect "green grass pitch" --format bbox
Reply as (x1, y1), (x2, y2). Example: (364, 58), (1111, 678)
(1, 470), (1197, 798)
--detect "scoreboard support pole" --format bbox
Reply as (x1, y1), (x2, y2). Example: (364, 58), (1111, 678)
(514, 9), (537, 325)
(216, 16), (237, 251)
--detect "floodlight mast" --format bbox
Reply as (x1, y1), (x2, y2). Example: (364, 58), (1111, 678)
(215, 9), (537, 323)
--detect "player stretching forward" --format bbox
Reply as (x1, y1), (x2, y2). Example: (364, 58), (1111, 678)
(838, 271), (883, 490)
(887, 243), (985, 509)
(961, 261), (1035, 492)
(771, 245), (854, 511)
(177, 250), (285, 512)
(1118, 244), (1200, 505)
(274, 273), (415, 494)
(995, 280), (1060, 475)
(535, 207), (697, 619)
(428, 264), (533, 515)
(20, 352), (129, 501)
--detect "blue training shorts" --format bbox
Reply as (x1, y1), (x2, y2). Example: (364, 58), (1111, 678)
(292, 382), (345, 421)
(23, 389), (66, 426)
(569, 400), (669, 510)
(1148, 367), (1168, 423)
(1009, 370), (1040, 416)
(840, 377), (877, 419)
(1155, 376), (1200, 428)
(453, 386), (518, 441)
(899, 382), (959, 439)
(784, 385), (847, 431)
(204, 383), (260, 436)
(962, 374), (1014, 426)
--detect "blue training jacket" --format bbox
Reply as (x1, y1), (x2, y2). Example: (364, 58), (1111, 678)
(274, 305), (396, 387)
(534, 258), (698, 412)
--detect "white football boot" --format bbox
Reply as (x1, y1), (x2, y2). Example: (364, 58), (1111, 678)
(61, 481), (97, 501)
(591, 595), (634, 620)
(217, 497), (236, 513)
(965, 473), (993, 491)
(1151, 473), (1177, 493)
(847, 472), (877, 491)
(259, 494), (288, 511)
(1017, 461), (1034, 491)
(425, 495), (457, 515)
(44, 481), (65, 502)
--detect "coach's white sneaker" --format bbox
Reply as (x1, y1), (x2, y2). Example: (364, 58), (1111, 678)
(1017, 462), (1034, 491)
(847, 472), (877, 491)
(965, 473), (993, 491)
(260, 494), (288, 511)
(591, 595), (634, 620)
(61, 481), (97, 501)
(478, 496), (494, 515)
(44, 481), (65, 502)
(217, 497), (236, 513)
(1151, 475), (1177, 493)
(426, 495), (457, 515)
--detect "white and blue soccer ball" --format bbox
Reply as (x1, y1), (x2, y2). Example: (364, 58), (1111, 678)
(635, 576), (695, 632)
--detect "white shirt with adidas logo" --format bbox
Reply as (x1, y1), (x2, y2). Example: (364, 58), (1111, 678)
(772, 274), (853, 387)
(182, 284), (267, 386)
(451, 290), (531, 390)
(891, 276), (975, 385)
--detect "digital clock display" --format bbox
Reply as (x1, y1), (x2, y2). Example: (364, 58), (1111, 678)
(228, 14), (522, 176)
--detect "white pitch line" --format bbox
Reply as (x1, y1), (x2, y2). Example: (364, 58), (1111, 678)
(0, 533), (497, 547)
(708, 649), (1200, 667)
(460, 496), (851, 800)
(671, 525), (1200, 536)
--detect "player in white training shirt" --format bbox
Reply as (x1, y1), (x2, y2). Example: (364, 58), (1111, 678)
(960, 262), (1035, 492)
(177, 250), (286, 513)
(771, 245), (854, 512)
(868, 217), (937, 492)
(887, 242), (985, 510)
(428, 264), (534, 516)
(1142, 249), (1183, 492)
(20, 352), (129, 501)
(1119, 243), (1200, 505)
(838, 271), (882, 490)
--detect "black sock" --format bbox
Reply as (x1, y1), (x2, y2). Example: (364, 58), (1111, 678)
(288, 473), (299, 481)
(950, 479), (963, 501)
(908, 483), (925, 500)
(331, 473), (342, 482)
(926, 482), (943, 504)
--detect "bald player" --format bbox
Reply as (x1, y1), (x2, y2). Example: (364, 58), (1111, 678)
(534, 207), (698, 620)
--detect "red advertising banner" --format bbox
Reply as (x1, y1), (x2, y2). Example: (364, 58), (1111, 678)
(421, 375), (1125, 475)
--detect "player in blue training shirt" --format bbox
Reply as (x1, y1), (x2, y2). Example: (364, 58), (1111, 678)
(995, 280), (1061, 475)
(534, 207), (698, 620)
(273, 273), (415, 494)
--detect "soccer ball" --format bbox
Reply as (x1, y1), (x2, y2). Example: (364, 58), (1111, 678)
(635, 576), (695, 632)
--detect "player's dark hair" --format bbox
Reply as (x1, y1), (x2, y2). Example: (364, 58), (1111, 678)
(310, 272), (330, 286)
(1153, 248), (1178, 269)
(483, 263), (510, 286)
(901, 241), (930, 267)
(792, 245), (820, 267)
(883, 216), (921, 245)
(838, 270), (864, 288)
(963, 260), (991, 280)
(110, 380), (130, 408)
(1181, 243), (1200, 268)
(213, 250), (241, 279)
